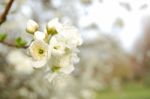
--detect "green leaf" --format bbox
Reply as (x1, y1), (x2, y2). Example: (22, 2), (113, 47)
(0, 33), (7, 42)
(15, 37), (27, 47)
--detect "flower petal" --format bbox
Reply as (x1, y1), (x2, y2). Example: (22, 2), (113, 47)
(60, 65), (75, 74)
(31, 59), (47, 68)
(45, 72), (58, 82)
(34, 31), (46, 40)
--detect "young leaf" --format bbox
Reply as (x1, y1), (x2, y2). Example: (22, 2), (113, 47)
(15, 37), (27, 47)
(0, 33), (7, 42)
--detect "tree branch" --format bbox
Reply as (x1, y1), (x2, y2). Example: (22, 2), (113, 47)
(0, 0), (28, 49)
(0, 0), (14, 25)
(0, 41), (28, 49)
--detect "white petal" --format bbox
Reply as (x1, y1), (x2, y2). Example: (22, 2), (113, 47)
(45, 72), (58, 82)
(47, 18), (63, 33)
(49, 35), (66, 56)
(71, 53), (80, 64)
(60, 65), (75, 74)
(31, 59), (47, 68)
(34, 31), (46, 40)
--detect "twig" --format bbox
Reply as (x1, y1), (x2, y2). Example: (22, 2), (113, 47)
(0, 41), (28, 49)
(0, 0), (28, 49)
(0, 0), (14, 25)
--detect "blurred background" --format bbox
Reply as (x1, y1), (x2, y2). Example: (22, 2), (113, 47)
(0, 0), (150, 99)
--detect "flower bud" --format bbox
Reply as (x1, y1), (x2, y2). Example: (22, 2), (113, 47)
(46, 18), (62, 35)
(26, 20), (39, 34)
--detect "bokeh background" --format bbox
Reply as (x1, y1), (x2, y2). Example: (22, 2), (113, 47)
(0, 0), (150, 99)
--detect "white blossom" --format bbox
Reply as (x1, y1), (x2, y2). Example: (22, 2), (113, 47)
(34, 31), (46, 40)
(45, 72), (58, 82)
(50, 54), (71, 68)
(7, 50), (33, 74)
(31, 59), (48, 68)
(27, 18), (82, 82)
(46, 18), (63, 35)
(60, 26), (83, 48)
(60, 65), (75, 74)
(29, 40), (48, 60)
(49, 35), (66, 56)
(26, 20), (39, 34)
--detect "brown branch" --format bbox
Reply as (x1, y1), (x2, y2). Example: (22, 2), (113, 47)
(0, 0), (14, 25)
(0, 41), (28, 49)
(0, 0), (28, 49)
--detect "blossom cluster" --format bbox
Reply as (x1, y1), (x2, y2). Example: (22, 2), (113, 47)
(26, 18), (82, 82)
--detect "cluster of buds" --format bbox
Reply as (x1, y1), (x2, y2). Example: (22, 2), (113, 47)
(26, 18), (83, 82)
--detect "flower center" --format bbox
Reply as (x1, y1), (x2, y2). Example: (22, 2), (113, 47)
(52, 66), (61, 72)
(39, 49), (44, 54)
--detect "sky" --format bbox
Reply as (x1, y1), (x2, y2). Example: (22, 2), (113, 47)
(79, 0), (150, 52)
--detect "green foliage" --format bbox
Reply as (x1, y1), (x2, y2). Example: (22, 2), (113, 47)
(95, 83), (150, 99)
(15, 37), (27, 47)
(0, 33), (7, 42)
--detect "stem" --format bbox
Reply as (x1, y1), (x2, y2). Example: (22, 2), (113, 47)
(0, 41), (28, 49)
(0, 0), (14, 25)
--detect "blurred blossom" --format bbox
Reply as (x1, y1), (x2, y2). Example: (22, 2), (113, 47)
(51, 0), (62, 8)
(7, 50), (33, 75)
(80, 89), (93, 99)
